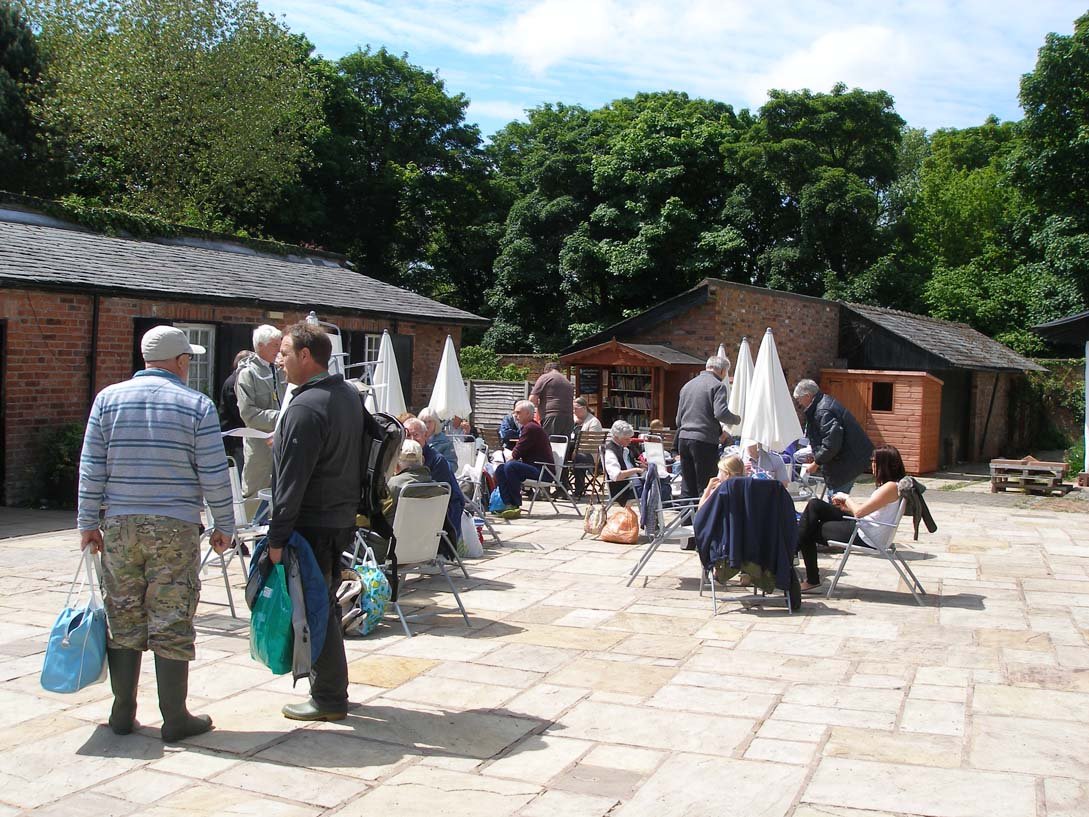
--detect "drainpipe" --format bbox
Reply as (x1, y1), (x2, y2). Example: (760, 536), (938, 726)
(978, 372), (1000, 460)
(87, 294), (101, 406)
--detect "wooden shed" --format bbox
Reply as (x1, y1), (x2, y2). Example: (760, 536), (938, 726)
(559, 339), (704, 429)
(820, 369), (943, 474)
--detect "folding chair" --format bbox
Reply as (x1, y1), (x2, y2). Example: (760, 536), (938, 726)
(525, 436), (580, 515)
(200, 460), (265, 618)
(573, 430), (607, 501)
(626, 478), (700, 587)
(385, 482), (471, 636)
(459, 448), (500, 543)
(452, 438), (476, 479)
(826, 498), (927, 605)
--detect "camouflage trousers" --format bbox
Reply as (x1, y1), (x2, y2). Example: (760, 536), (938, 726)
(100, 514), (201, 661)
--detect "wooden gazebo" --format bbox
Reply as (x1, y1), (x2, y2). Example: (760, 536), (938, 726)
(559, 339), (704, 429)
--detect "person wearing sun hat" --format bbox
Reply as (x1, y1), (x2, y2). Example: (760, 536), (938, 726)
(77, 325), (235, 742)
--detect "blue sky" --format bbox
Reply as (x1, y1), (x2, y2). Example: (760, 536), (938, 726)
(261, 1), (1086, 138)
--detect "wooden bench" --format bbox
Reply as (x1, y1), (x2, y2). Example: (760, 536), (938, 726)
(989, 456), (1071, 496)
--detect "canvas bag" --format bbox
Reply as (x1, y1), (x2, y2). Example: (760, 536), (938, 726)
(41, 550), (108, 693)
(583, 504), (607, 537)
(600, 505), (640, 544)
(339, 547), (392, 637)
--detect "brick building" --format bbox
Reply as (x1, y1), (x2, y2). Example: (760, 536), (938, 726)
(561, 278), (1043, 470)
(0, 209), (486, 505)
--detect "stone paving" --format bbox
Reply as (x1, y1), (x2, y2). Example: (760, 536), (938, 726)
(1, 483), (1087, 817)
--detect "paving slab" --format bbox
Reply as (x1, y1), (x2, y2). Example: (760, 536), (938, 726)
(0, 492), (1086, 817)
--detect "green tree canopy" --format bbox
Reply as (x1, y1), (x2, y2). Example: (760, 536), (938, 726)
(26, 0), (324, 230)
(0, 1), (42, 191)
(267, 47), (503, 313)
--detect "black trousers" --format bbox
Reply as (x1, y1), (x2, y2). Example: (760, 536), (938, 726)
(296, 526), (354, 712)
(796, 499), (856, 584)
(678, 438), (719, 499)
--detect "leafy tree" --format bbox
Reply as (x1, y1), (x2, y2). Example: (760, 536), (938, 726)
(268, 47), (501, 311)
(1015, 12), (1089, 229)
(458, 346), (528, 381)
(0, 1), (43, 191)
(25, 0), (324, 229)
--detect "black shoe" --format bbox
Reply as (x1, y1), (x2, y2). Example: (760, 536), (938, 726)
(681, 537), (696, 551)
(107, 647), (142, 735)
(154, 654), (213, 742)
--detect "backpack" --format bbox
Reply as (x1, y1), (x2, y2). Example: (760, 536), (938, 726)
(355, 401), (404, 598)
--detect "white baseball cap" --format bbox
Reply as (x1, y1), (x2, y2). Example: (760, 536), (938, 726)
(141, 326), (206, 360)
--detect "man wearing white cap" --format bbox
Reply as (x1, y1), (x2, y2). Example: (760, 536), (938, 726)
(78, 325), (235, 743)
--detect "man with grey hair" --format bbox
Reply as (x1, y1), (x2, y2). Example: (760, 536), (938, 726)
(675, 355), (740, 499)
(793, 378), (874, 495)
(493, 400), (553, 518)
(237, 324), (286, 501)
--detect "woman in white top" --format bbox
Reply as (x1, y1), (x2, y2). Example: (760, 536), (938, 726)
(796, 445), (906, 592)
(603, 420), (644, 482)
(742, 441), (790, 486)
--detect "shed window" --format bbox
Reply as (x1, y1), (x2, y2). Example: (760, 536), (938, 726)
(871, 381), (894, 412)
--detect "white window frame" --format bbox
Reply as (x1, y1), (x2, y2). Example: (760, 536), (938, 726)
(364, 333), (381, 363)
(175, 322), (216, 398)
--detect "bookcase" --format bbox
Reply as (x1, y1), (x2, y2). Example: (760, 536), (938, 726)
(608, 366), (653, 427)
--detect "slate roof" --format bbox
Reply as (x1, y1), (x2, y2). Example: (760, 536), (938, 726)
(0, 219), (488, 325)
(624, 343), (705, 365)
(1033, 310), (1089, 347)
(844, 303), (1046, 372)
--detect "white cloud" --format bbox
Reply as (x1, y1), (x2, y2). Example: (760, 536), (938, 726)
(260, 0), (1088, 129)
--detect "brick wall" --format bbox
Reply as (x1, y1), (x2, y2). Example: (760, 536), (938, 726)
(495, 354), (563, 384)
(970, 371), (1013, 460)
(624, 281), (840, 384)
(0, 287), (460, 504)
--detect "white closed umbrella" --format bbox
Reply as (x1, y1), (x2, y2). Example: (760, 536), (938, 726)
(727, 336), (754, 437)
(366, 330), (407, 416)
(740, 329), (802, 452)
(429, 335), (472, 421)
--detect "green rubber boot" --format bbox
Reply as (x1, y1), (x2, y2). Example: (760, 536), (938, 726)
(106, 647), (142, 735)
(154, 654), (213, 742)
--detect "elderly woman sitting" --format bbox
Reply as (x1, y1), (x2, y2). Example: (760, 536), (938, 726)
(604, 420), (674, 503)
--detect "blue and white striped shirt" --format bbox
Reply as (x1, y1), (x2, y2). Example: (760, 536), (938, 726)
(77, 369), (235, 534)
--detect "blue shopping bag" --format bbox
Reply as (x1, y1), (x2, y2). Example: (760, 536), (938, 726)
(489, 486), (505, 513)
(41, 550), (108, 693)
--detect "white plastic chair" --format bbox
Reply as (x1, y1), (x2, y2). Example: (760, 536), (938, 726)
(388, 482), (471, 636)
(200, 460), (265, 618)
(825, 498), (926, 605)
(525, 436), (580, 515)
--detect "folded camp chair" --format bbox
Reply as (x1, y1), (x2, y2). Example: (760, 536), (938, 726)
(200, 459), (265, 618)
(626, 475), (700, 587)
(452, 437), (476, 479)
(825, 498), (926, 605)
(525, 436), (581, 515)
(459, 448), (500, 543)
(385, 482), (471, 636)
